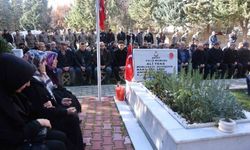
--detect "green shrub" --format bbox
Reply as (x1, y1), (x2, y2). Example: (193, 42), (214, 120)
(144, 70), (246, 124)
(0, 37), (12, 54)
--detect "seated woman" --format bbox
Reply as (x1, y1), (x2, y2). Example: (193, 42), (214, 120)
(0, 53), (67, 150)
(46, 51), (81, 112)
(22, 50), (84, 150)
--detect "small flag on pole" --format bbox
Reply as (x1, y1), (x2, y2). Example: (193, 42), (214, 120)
(99, 0), (106, 30)
(125, 44), (133, 81)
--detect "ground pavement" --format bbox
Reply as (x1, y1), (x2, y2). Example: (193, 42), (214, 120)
(70, 85), (134, 150)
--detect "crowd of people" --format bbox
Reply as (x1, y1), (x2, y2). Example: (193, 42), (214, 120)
(1, 27), (250, 86)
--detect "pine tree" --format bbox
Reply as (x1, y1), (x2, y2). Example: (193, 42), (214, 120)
(153, 0), (187, 27)
(213, 0), (250, 39)
(128, 0), (157, 28)
(184, 0), (215, 35)
(0, 0), (13, 30)
(20, 0), (51, 30)
(66, 0), (96, 30)
(11, 0), (23, 30)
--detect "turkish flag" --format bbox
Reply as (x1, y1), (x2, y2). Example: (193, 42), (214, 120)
(125, 44), (134, 81)
(99, 0), (106, 30)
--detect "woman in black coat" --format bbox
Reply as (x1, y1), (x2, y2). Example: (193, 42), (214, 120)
(0, 53), (67, 150)
(22, 50), (84, 150)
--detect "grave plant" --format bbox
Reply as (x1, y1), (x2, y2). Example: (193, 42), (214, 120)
(144, 70), (246, 124)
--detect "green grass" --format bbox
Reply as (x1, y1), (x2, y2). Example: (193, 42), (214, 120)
(231, 90), (250, 111)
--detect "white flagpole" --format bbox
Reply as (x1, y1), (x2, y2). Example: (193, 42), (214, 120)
(96, 0), (101, 101)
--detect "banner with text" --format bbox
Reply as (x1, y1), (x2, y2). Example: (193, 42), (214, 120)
(133, 49), (178, 81)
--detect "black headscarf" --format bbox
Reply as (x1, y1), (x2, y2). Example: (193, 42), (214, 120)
(0, 53), (36, 94)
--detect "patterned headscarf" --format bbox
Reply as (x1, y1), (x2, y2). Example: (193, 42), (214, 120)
(45, 51), (58, 71)
(25, 50), (47, 68)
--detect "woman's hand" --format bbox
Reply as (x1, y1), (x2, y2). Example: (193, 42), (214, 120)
(62, 98), (72, 106)
(36, 119), (52, 128)
(43, 101), (54, 108)
(67, 107), (77, 115)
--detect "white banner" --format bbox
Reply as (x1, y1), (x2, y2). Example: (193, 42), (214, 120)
(133, 49), (178, 81)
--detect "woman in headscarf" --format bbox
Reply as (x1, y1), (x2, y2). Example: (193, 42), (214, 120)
(46, 51), (81, 112)
(22, 50), (84, 150)
(0, 53), (67, 150)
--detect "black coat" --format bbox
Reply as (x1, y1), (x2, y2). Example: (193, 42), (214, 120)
(117, 32), (126, 42)
(22, 78), (83, 150)
(192, 50), (207, 67)
(22, 78), (68, 121)
(238, 48), (250, 64)
(0, 54), (42, 150)
(57, 50), (80, 68)
(144, 32), (154, 44)
(113, 48), (127, 67)
(223, 48), (238, 64)
(75, 49), (92, 68)
(207, 47), (223, 65)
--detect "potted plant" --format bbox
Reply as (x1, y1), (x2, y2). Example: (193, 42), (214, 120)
(216, 92), (244, 133)
(218, 118), (236, 133)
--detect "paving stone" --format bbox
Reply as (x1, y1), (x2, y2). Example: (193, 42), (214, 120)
(113, 126), (122, 133)
(83, 137), (92, 146)
(94, 121), (103, 127)
(124, 136), (132, 144)
(113, 133), (123, 141)
(91, 141), (102, 150)
(114, 141), (125, 149)
(93, 127), (102, 133)
(125, 144), (134, 150)
(83, 130), (92, 137)
(103, 145), (113, 150)
(103, 123), (112, 130)
(103, 137), (113, 145)
(92, 133), (102, 141)
(103, 130), (112, 137)
(84, 124), (94, 130)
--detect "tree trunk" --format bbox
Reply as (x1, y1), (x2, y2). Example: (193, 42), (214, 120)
(240, 19), (249, 41)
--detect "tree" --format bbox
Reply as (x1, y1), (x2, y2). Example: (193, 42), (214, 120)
(66, 0), (96, 30)
(128, 0), (157, 28)
(213, 0), (250, 40)
(11, 0), (23, 30)
(153, 0), (187, 27)
(0, 0), (13, 30)
(51, 5), (71, 29)
(20, 0), (51, 30)
(184, 0), (215, 35)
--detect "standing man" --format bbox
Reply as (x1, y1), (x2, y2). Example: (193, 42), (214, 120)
(135, 28), (144, 47)
(2, 29), (13, 44)
(209, 31), (218, 48)
(52, 29), (63, 45)
(14, 30), (25, 48)
(38, 30), (49, 44)
(117, 27), (126, 42)
(78, 29), (87, 44)
(25, 30), (37, 49)
(144, 28), (154, 44)
(65, 28), (76, 50)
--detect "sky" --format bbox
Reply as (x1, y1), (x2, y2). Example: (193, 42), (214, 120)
(48, 0), (74, 8)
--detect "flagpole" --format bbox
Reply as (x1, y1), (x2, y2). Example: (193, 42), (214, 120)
(96, 0), (101, 101)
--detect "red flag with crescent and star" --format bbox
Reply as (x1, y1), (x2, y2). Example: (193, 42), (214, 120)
(99, 0), (106, 30)
(125, 44), (134, 81)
